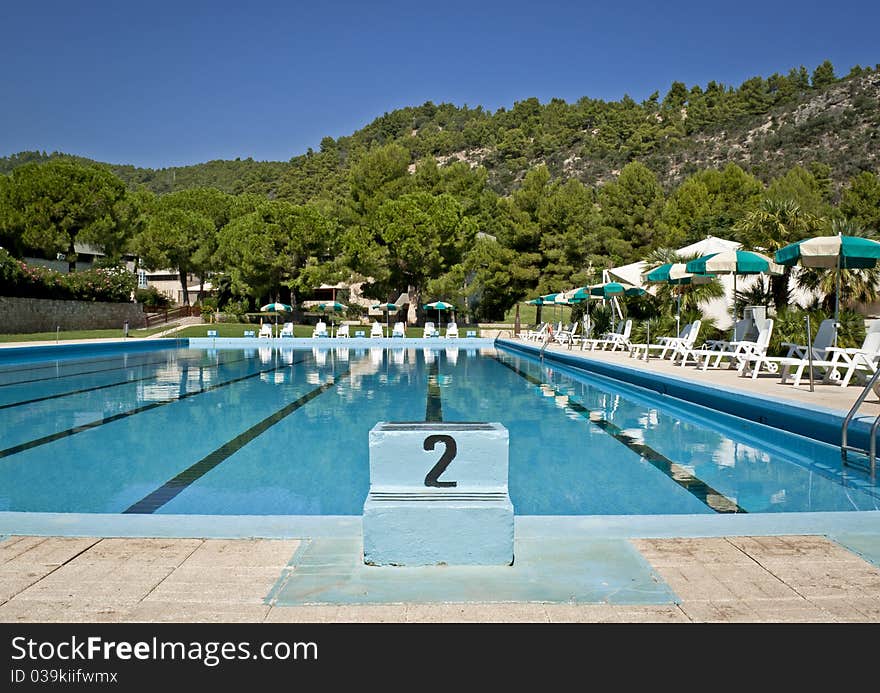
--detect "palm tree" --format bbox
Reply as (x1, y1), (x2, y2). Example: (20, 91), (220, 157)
(733, 199), (822, 310)
(793, 219), (880, 313)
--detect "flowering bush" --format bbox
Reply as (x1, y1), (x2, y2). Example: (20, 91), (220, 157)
(0, 247), (137, 302)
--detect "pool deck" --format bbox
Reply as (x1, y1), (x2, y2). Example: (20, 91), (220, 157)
(1, 336), (880, 623)
(534, 338), (880, 420)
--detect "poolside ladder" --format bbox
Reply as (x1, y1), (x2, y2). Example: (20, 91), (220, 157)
(841, 367), (880, 478)
(539, 333), (551, 361)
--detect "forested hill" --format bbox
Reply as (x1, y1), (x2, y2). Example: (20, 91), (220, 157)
(3, 60), (878, 201)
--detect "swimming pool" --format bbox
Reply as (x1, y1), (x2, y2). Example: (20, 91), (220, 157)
(0, 341), (878, 516)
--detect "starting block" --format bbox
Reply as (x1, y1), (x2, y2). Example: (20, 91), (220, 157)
(362, 422), (513, 566)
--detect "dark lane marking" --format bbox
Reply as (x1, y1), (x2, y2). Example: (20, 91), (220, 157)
(0, 354), (309, 460)
(0, 351), (238, 389)
(493, 355), (744, 514)
(124, 370), (350, 514)
(0, 350), (175, 377)
(0, 355), (249, 411)
(425, 357), (443, 421)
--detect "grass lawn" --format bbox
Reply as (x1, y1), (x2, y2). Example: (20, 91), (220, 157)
(0, 326), (172, 342)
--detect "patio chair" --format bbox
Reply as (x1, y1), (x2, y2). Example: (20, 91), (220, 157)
(756, 319), (880, 387)
(630, 320), (701, 361)
(258, 323), (273, 339)
(424, 321), (440, 338)
(336, 323), (350, 338)
(370, 321), (384, 338)
(445, 322), (459, 338)
(699, 319), (776, 375)
(312, 321), (328, 338)
(582, 319), (632, 352)
(278, 322), (294, 338)
(780, 318), (837, 361)
(554, 321), (579, 345)
(392, 321), (406, 338)
(524, 322), (549, 341)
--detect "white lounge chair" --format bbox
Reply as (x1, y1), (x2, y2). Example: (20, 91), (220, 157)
(424, 321), (440, 338)
(697, 319), (776, 375)
(780, 318), (837, 361)
(630, 320), (702, 361)
(336, 323), (350, 338)
(524, 323), (549, 341)
(258, 323), (273, 339)
(755, 319), (880, 387)
(370, 321), (384, 338)
(313, 321), (328, 338)
(391, 321), (406, 338)
(582, 319), (632, 352)
(278, 322), (294, 338)
(445, 322), (459, 338)
(554, 322), (578, 345)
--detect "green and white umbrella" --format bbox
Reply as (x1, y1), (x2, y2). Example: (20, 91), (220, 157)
(316, 301), (347, 337)
(423, 300), (456, 325)
(260, 302), (293, 336)
(589, 281), (646, 298)
(260, 302), (293, 312)
(686, 250), (782, 336)
(776, 233), (880, 344)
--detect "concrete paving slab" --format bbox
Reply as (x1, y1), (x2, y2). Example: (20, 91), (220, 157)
(71, 537), (202, 566)
(181, 539), (300, 567)
(123, 602), (272, 623)
(333, 605), (409, 622)
(405, 603), (549, 623)
(13, 577), (164, 604)
(0, 598), (140, 621)
(264, 606), (342, 623)
(708, 565), (797, 600)
(0, 536), (98, 566)
(631, 537), (755, 565)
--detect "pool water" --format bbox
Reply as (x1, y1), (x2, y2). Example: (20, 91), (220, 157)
(0, 344), (877, 516)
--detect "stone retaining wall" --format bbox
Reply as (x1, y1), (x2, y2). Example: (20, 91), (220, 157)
(0, 296), (147, 333)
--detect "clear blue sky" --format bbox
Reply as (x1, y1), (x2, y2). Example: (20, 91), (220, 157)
(1, 0), (877, 169)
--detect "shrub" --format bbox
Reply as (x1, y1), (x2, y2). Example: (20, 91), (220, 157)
(135, 286), (171, 308)
(0, 247), (136, 302)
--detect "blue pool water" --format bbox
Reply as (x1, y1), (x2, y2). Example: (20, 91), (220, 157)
(0, 343), (878, 516)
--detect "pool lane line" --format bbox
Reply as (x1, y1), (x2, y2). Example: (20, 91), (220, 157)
(0, 350), (240, 389)
(0, 354), (311, 460)
(124, 370), (351, 514)
(492, 355), (745, 514)
(0, 354), (251, 411)
(425, 357), (443, 421)
(0, 349), (183, 377)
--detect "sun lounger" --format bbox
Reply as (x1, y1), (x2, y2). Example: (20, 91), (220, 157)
(677, 319), (774, 373)
(630, 320), (701, 360)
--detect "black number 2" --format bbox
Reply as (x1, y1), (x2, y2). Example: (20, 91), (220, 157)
(423, 434), (458, 487)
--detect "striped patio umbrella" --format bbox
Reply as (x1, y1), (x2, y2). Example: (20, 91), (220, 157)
(686, 249), (782, 338)
(589, 281), (646, 298)
(316, 301), (347, 337)
(776, 234), (880, 344)
(643, 263), (716, 335)
(260, 302), (293, 312)
(423, 300), (456, 325)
